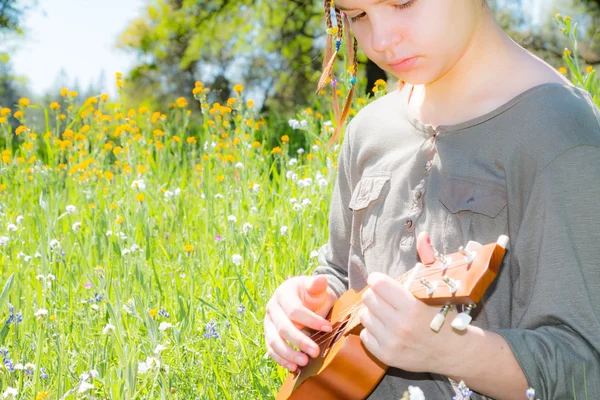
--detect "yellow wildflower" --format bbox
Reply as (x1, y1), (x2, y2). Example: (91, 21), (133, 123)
(50, 102), (60, 110)
(176, 97), (188, 108)
(202, 154), (210, 161)
(374, 79), (387, 87)
(247, 99), (255, 108)
(136, 193), (145, 202)
(271, 146), (282, 155)
(88, 203), (96, 209)
(227, 97), (237, 107)
(586, 66), (593, 73)
(216, 175), (225, 183)
(149, 309), (158, 318)
(13, 110), (23, 119)
(59, 114), (66, 120)
(69, 91), (78, 98)
(171, 135), (181, 143)
(233, 84), (244, 94)
(558, 67), (568, 74)
(281, 135), (290, 143)
(116, 80), (123, 89)
(187, 137), (197, 144)
(252, 141), (261, 148)
(184, 244), (193, 252)
(104, 171), (114, 181)
(563, 48), (571, 56)
(60, 88), (68, 97)
(15, 126), (28, 136)
(18, 98), (30, 107)
(100, 93), (109, 101)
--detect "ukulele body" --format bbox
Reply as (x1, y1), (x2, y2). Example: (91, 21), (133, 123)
(276, 288), (387, 400)
(276, 238), (508, 400)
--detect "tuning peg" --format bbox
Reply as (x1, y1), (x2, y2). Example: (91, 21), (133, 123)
(430, 305), (451, 332)
(434, 250), (451, 272)
(442, 276), (461, 294)
(451, 304), (476, 330)
(497, 235), (509, 249)
(458, 246), (476, 264)
(419, 277), (438, 295)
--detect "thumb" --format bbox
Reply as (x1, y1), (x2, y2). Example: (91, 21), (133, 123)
(305, 275), (329, 298)
(416, 231), (436, 265)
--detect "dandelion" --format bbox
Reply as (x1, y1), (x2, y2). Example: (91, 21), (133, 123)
(36, 391), (50, 400)
(34, 308), (48, 318)
(49, 239), (61, 250)
(227, 215), (237, 223)
(184, 244), (193, 252)
(72, 221), (82, 231)
(136, 193), (145, 202)
(66, 205), (77, 213)
(159, 322), (173, 331)
(280, 226), (289, 236)
(6, 224), (16, 232)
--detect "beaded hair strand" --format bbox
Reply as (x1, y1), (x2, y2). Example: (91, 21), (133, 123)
(317, 0), (359, 147)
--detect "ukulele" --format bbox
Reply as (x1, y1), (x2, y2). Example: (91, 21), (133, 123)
(276, 235), (509, 400)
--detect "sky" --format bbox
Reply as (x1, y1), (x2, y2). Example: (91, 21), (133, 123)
(11, 0), (146, 98)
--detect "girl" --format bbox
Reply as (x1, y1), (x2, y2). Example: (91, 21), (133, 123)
(264, 0), (600, 399)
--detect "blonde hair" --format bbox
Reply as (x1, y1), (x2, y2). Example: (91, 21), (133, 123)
(317, 0), (358, 147)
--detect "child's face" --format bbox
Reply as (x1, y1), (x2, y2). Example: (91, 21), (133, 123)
(337, 0), (482, 84)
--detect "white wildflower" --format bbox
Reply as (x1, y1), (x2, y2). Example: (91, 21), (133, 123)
(14, 363), (23, 370)
(6, 224), (17, 232)
(291, 173), (298, 183)
(2, 387), (17, 398)
(66, 205), (77, 214)
(121, 248), (131, 256)
(288, 119), (301, 130)
(159, 322), (173, 332)
(250, 207), (258, 213)
(0, 236), (8, 247)
(286, 171), (294, 180)
(34, 251), (41, 258)
(15, 215), (23, 225)
(234, 162), (244, 169)
(130, 244), (141, 253)
(227, 215), (237, 223)
(174, 188), (181, 196)
(91, 304), (99, 311)
(297, 148), (305, 155)
(154, 344), (167, 354)
(72, 221), (82, 231)
(302, 198), (311, 207)
(311, 145), (320, 152)
(242, 223), (253, 234)
(49, 239), (60, 250)
(310, 250), (319, 258)
(214, 193), (224, 199)
(232, 254), (242, 266)
(164, 190), (174, 198)
(131, 179), (146, 190)
(211, 141), (217, 148)
(77, 381), (94, 394)
(117, 232), (127, 240)
(408, 385), (425, 400)
(102, 324), (115, 335)
(324, 120), (333, 127)
(289, 198), (297, 204)
(105, 230), (113, 236)
(280, 226), (288, 236)
(293, 204), (302, 211)
(36, 274), (45, 281)
(252, 184), (260, 192)
(34, 308), (48, 318)
(318, 178), (328, 187)
(288, 158), (298, 166)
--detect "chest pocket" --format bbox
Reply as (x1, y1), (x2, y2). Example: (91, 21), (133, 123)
(439, 176), (507, 242)
(349, 171), (391, 255)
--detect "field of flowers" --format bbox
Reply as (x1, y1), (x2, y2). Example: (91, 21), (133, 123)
(0, 13), (595, 400)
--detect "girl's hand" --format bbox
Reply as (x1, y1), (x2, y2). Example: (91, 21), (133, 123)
(359, 232), (457, 373)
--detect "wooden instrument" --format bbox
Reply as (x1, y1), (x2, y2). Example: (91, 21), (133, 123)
(276, 235), (509, 400)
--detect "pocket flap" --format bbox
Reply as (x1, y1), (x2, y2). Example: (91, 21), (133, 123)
(439, 177), (507, 218)
(349, 172), (391, 211)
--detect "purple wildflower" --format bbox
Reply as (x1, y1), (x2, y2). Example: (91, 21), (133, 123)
(203, 321), (219, 339)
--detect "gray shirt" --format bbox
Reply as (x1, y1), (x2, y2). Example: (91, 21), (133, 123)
(312, 82), (600, 399)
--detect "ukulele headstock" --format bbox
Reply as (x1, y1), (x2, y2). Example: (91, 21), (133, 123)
(402, 235), (509, 332)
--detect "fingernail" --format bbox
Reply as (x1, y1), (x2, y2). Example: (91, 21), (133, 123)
(426, 236), (431, 245)
(321, 325), (332, 332)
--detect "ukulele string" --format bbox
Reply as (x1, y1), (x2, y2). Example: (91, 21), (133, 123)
(305, 259), (469, 347)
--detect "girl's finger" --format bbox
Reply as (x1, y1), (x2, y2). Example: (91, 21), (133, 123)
(264, 315), (301, 370)
(277, 290), (332, 333)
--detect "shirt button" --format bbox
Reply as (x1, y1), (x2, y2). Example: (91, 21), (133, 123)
(405, 219), (413, 229)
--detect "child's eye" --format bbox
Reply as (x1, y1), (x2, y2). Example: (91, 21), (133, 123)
(348, 0), (417, 23)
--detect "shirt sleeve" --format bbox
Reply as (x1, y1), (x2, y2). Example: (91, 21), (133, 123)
(490, 145), (600, 398)
(311, 121), (355, 299)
